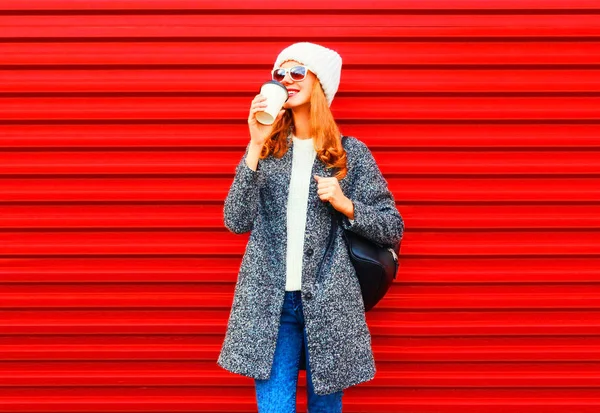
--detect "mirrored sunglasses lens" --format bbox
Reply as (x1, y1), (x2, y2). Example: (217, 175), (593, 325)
(273, 69), (285, 82)
(290, 66), (307, 80)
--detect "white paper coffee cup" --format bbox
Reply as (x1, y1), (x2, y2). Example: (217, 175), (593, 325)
(256, 80), (289, 125)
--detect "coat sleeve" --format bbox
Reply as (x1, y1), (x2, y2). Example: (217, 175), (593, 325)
(339, 140), (405, 249)
(223, 142), (264, 234)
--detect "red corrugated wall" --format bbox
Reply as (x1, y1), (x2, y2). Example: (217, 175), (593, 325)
(1, 1), (600, 411)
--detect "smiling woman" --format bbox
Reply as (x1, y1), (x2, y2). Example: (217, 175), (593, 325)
(254, 43), (349, 181)
(218, 41), (404, 413)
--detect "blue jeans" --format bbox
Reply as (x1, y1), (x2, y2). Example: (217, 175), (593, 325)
(254, 290), (344, 412)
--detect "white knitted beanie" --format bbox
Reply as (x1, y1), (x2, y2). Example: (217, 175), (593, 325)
(273, 42), (342, 107)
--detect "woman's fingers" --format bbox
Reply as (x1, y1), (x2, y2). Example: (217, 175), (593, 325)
(248, 95), (268, 123)
(250, 106), (262, 114)
(250, 96), (268, 112)
(251, 95), (267, 105)
(251, 102), (268, 111)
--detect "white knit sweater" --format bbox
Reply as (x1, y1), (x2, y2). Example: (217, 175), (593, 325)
(285, 134), (354, 291)
(286, 135), (317, 291)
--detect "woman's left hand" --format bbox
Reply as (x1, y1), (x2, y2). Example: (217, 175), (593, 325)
(314, 174), (354, 219)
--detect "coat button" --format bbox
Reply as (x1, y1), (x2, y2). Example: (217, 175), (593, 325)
(304, 291), (313, 300)
(305, 248), (314, 256)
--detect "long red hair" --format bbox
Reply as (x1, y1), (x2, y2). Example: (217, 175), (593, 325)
(258, 78), (348, 180)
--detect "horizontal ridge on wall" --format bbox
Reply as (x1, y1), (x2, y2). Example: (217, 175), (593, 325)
(1, 0), (600, 10)
(2, 124), (600, 148)
(3, 42), (600, 65)
(1, 14), (600, 38)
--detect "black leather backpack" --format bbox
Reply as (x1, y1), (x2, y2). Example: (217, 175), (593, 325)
(331, 212), (400, 312)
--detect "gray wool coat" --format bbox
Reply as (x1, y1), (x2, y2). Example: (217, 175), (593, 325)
(216, 133), (404, 395)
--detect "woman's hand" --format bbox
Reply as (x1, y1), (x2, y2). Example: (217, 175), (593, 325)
(313, 175), (354, 219)
(248, 93), (286, 147)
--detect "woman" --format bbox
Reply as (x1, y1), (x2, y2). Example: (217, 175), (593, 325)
(217, 42), (404, 412)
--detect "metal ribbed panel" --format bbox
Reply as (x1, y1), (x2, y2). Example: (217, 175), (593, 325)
(1, 1), (599, 412)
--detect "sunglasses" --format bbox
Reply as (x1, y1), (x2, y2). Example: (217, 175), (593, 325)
(271, 65), (311, 82)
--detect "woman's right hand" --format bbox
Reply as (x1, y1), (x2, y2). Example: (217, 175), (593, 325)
(248, 93), (286, 146)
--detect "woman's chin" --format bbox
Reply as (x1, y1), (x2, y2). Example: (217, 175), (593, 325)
(284, 100), (308, 109)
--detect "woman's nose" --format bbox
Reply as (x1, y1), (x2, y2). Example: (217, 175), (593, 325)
(281, 73), (294, 84)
